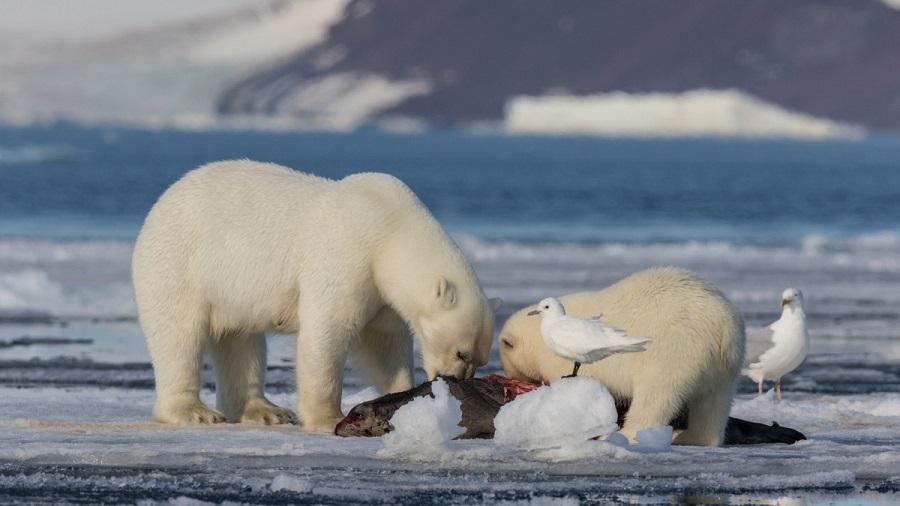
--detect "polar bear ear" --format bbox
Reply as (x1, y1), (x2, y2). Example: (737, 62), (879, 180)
(434, 277), (457, 308)
(489, 297), (503, 313)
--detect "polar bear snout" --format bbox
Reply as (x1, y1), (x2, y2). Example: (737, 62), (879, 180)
(416, 298), (495, 379)
(422, 351), (474, 380)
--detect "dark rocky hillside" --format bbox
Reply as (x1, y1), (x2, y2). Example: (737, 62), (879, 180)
(218, 0), (900, 130)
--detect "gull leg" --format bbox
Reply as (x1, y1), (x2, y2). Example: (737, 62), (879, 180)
(775, 380), (783, 402)
(562, 362), (581, 379)
(758, 381), (763, 396)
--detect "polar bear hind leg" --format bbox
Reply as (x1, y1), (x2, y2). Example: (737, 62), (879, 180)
(210, 333), (296, 425)
(674, 380), (735, 446)
(620, 383), (688, 442)
(618, 357), (701, 442)
(144, 302), (226, 425)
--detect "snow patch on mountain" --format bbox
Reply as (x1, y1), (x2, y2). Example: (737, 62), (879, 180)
(270, 73), (432, 131)
(503, 89), (864, 140)
(190, 0), (349, 65)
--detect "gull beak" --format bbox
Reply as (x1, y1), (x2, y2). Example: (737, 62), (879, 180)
(527, 310), (540, 316)
(781, 298), (790, 307)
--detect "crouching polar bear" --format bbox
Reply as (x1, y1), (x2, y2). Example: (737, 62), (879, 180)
(499, 267), (744, 446)
(133, 160), (499, 431)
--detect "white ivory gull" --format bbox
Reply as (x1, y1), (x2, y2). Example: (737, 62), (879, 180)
(528, 297), (652, 378)
(742, 288), (810, 401)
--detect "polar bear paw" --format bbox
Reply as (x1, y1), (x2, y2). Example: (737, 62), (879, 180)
(240, 399), (298, 425)
(154, 399), (227, 425)
(301, 414), (345, 433)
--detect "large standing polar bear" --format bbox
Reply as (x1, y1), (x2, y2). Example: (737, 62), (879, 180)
(499, 267), (744, 446)
(133, 161), (499, 432)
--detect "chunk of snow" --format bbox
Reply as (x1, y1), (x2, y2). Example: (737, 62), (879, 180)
(270, 474), (312, 493)
(605, 432), (630, 448)
(634, 426), (673, 451)
(379, 378), (463, 458)
(494, 376), (618, 449)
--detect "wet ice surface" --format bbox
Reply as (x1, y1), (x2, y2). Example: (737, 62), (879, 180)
(2, 235), (900, 503)
(2, 352), (900, 504)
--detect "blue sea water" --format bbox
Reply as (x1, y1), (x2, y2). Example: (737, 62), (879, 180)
(1, 123), (899, 244)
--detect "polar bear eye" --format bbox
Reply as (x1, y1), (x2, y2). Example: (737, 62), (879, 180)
(501, 338), (514, 349)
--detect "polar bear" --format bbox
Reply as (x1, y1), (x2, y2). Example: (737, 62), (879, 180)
(132, 160), (499, 432)
(498, 267), (744, 446)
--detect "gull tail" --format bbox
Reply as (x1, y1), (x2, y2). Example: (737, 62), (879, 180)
(741, 366), (764, 384)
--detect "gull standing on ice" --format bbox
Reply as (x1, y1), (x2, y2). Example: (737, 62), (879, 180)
(742, 288), (810, 401)
(528, 297), (652, 378)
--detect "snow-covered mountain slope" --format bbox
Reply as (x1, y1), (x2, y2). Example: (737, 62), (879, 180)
(0, 0), (348, 128)
(2, 0), (900, 137)
(218, 0), (900, 137)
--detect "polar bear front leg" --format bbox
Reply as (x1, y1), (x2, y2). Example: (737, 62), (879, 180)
(355, 307), (414, 394)
(296, 320), (354, 432)
(211, 333), (297, 425)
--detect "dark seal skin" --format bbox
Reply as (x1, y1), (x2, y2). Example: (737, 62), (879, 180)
(335, 376), (505, 439)
(335, 376), (806, 445)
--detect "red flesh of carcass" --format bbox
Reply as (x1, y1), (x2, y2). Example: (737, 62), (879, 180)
(482, 374), (541, 402)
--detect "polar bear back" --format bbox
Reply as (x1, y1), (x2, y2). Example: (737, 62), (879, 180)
(499, 267), (745, 400)
(132, 160), (446, 336)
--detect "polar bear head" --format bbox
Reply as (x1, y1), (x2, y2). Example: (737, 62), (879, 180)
(496, 303), (560, 384)
(413, 277), (502, 380)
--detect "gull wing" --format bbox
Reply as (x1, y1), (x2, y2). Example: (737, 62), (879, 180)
(586, 314), (631, 335)
(581, 341), (651, 362)
(549, 317), (652, 358)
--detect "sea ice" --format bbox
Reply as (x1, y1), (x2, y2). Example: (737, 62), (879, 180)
(493, 376), (618, 449)
(379, 378), (464, 459)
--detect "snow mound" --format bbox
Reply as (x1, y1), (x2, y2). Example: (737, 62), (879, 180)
(379, 378), (464, 458)
(494, 376), (618, 449)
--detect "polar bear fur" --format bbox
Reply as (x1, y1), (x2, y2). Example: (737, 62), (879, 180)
(132, 160), (498, 431)
(498, 267), (744, 446)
